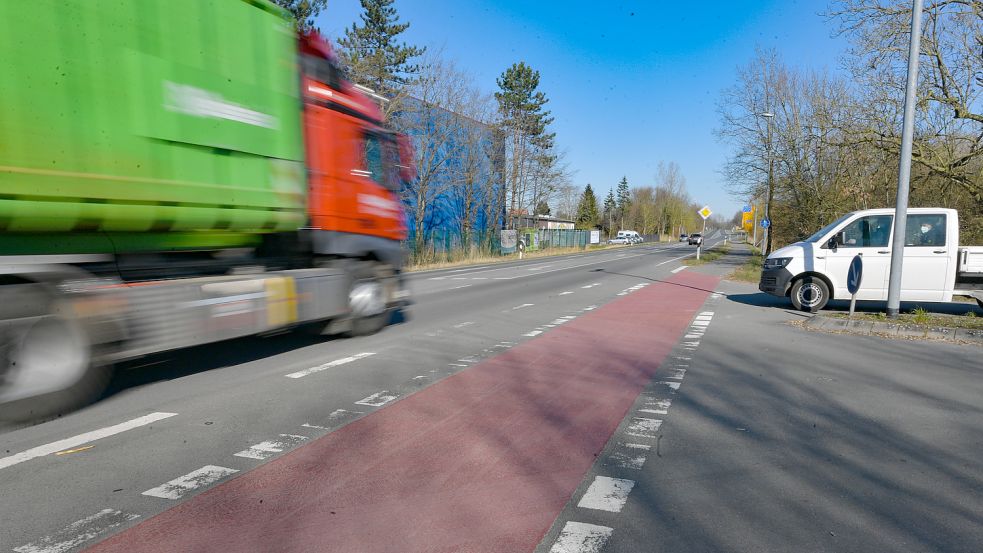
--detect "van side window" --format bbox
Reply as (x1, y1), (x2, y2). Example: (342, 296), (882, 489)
(839, 215), (892, 248)
(364, 134), (384, 185)
(905, 214), (946, 247)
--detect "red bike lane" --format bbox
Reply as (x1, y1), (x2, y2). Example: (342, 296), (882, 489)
(88, 271), (719, 553)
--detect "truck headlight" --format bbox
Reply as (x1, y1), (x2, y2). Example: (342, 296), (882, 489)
(763, 257), (792, 270)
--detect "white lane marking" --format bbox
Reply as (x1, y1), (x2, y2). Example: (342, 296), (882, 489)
(695, 315), (713, 321)
(327, 408), (362, 421)
(559, 291), (574, 296)
(429, 277), (446, 280)
(449, 284), (472, 290)
(700, 311), (715, 316)
(580, 282), (602, 289)
(641, 398), (672, 415)
(527, 265), (552, 271)
(660, 381), (681, 391)
(452, 277), (467, 280)
(453, 321), (475, 328)
(494, 277), (513, 280)
(234, 434), (308, 460)
(285, 352), (375, 379)
(626, 417), (663, 438)
(582, 305), (598, 311)
(548, 521), (614, 553)
(692, 320), (711, 327)
(524, 330), (543, 337)
(302, 423), (328, 430)
(609, 443), (651, 470)
(577, 476), (636, 512)
(447, 265), (490, 273)
(448, 363), (469, 367)
(671, 265), (687, 274)
(471, 277), (488, 280)
(0, 412), (177, 471)
(512, 303), (534, 310)
(667, 368), (686, 380)
(142, 465), (238, 500)
(354, 391), (398, 407)
(13, 509), (141, 553)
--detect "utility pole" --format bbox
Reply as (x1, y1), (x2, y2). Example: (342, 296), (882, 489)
(886, 0), (923, 318)
(758, 112), (775, 257)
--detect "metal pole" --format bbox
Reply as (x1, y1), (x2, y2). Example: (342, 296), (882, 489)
(886, 0), (923, 319)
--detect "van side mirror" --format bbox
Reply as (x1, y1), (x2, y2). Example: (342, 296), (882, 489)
(827, 236), (838, 252)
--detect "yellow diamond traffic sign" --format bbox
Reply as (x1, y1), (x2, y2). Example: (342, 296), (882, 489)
(698, 205), (712, 220)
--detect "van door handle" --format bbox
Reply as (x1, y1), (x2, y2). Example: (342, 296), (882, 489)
(933, 250), (946, 254)
(877, 250), (890, 254)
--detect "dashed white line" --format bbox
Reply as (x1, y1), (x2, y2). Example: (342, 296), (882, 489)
(142, 465), (239, 500)
(666, 368), (686, 380)
(641, 398), (672, 415)
(512, 303), (534, 310)
(448, 363), (469, 367)
(453, 321), (475, 328)
(671, 265), (687, 273)
(285, 352), (375, 379)
(558, 291), (574, 296)
(449, 284), (473, 290)
(626, 417), (663, 438)
(548, 521), (614, 553)
(13, 509), (141, 553)
(577, 476), (636, 512)
(609, 443), (651, 470)
(234, 434), (308, 460)
(0, 412), (178, 471)
(524, 330), (543, 337)
(660, 381), (681, 391)
(354, 391), (398, 407)
(301, 423), (328, 430)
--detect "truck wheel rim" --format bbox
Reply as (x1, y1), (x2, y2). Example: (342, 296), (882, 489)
(350, 282), (385, 318)
(798, 283), (823, 307)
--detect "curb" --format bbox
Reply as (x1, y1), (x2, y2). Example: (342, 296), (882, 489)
(803, 315), (983, 346)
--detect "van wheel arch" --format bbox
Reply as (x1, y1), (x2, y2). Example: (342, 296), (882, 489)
(789, 273), (833, 313)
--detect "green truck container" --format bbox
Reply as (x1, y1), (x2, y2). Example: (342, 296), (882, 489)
(0, 0), (307, 255)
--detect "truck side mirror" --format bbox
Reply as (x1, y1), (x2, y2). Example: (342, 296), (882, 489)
(827, 236), (838, 252)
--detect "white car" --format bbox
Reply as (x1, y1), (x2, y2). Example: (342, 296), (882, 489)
(607, 237), (630, 245)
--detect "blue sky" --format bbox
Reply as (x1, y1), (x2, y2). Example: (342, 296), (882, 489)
(316, 0), (851, 220)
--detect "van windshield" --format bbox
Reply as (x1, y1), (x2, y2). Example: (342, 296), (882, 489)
(804, 213), (853, 243)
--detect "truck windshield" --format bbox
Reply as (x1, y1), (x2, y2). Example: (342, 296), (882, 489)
(804, 213), (853, 243)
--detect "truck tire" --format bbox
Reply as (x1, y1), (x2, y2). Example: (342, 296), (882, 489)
(790, 276), (830, 313)
(0, 315), (110, 422)
(346, 261), (393, 337)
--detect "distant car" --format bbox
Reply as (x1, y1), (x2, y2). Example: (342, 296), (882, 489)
(607, 237), (630, 245)
(688, 233), (703, 246)
(679, 233), (689, 242)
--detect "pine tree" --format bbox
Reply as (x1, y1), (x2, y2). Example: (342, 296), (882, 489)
(603, 189), (617, 234)
(576, 184), (600, 229)
(336, 0), (425, 111)
(616, 176), (631, 228)
(535, 200), (551, 216)
(495, 62), (555, 226)
(272, 0), (327, 31)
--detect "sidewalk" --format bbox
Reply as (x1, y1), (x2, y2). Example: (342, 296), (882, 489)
(537, 244), (983, 553)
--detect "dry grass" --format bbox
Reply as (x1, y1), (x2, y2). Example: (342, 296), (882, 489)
(728, 246), (763, 282)
(405, 243), (628, 272)
(683, 243), (729, 266)
(828, 308), (983, 330)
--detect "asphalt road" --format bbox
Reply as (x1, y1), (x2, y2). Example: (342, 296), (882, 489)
(0, 239), (712, 552)
(6, 237), (979, 553)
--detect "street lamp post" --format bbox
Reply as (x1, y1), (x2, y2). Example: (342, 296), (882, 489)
(758, 112), (775, 257)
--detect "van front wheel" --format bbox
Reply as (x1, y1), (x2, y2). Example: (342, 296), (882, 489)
(790, 277), (829, 313)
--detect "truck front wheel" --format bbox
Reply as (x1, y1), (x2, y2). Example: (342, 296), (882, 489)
(790, 277), (830, 313)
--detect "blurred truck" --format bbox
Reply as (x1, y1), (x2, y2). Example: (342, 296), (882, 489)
(0, 0), (416, 419)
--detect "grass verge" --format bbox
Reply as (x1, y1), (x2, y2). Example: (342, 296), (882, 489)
(828, 307), (983, 330)
(728, 245), (763, 281)
(405, 243), (634, 272)
(682, 243), (730, 266)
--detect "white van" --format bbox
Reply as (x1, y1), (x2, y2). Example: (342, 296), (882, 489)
(617, 230), (641, 243)
(759, 207), (983, 312)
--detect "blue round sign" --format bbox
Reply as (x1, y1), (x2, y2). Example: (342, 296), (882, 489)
(760, 218), (770, 229)
(847, 254), (863, 295)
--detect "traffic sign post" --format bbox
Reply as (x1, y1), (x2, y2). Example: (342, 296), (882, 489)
(847, 254), (863, 318)
(697, 206), (712, 260)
